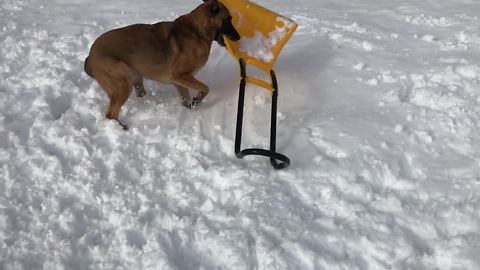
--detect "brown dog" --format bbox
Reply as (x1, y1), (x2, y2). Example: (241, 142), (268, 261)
(84, 0), (240, 130)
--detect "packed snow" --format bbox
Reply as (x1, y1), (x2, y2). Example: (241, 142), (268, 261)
(239, 17), (296, 63)
(1, 0), (480, 269)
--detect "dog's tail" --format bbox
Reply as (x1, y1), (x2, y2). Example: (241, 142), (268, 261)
(84, 56), (93, 77)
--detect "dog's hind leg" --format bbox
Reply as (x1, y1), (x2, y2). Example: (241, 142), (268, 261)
(174, 84), (191, 108)
(105, 77), (132, 130)
(93, 60), (133, 130)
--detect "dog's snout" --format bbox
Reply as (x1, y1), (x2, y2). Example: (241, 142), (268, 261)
(215, 16), (240, 47)
(224, 17), (240, 41)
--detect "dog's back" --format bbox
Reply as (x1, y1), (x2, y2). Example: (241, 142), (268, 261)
(86, 22), (175, 75)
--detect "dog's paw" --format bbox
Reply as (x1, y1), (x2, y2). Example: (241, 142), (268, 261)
(184, 97), (202, 110)
(113, 119), (129, 131)
(135, 88), (147, 97)
(119, 122), (129, 131)
(191, 97), (201, 108)
(181, 100), (191, 109)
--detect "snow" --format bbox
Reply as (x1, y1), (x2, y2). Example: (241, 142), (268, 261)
(239, 17), (295, 63)
(1, 0), (480, 269)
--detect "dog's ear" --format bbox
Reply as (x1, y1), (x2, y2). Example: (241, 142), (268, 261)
(210, 1), (220, 14)
(202, 0), (220, 14)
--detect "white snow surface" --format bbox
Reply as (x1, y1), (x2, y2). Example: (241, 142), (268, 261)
(1, 0), (480, 269)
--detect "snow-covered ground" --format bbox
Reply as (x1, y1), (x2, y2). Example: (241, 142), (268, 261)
(1, 0), (480, 269)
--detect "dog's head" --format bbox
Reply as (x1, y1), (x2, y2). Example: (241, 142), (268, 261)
(200, 0), (241, 46)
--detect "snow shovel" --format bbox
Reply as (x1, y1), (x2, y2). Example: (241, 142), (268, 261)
(219, 0), (297, 169)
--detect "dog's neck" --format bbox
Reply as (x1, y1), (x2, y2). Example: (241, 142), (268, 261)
(178, 11), (216, 43)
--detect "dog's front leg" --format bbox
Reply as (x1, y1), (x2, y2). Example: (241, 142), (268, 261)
(134, 80), (147, 97)
(132, 72), (147, 97)
(172, 74), (209, 108)
(174, 84), (191, 108)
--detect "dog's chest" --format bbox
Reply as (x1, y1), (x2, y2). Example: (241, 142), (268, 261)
(178, 39), (211, 70)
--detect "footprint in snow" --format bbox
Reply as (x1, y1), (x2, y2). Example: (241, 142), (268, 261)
(309, 127), (348, 160)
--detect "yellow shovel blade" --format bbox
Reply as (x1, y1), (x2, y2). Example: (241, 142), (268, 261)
(220, 0), (298, 73)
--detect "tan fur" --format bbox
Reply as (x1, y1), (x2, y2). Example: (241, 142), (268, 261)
(84, 0), (233, 129)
